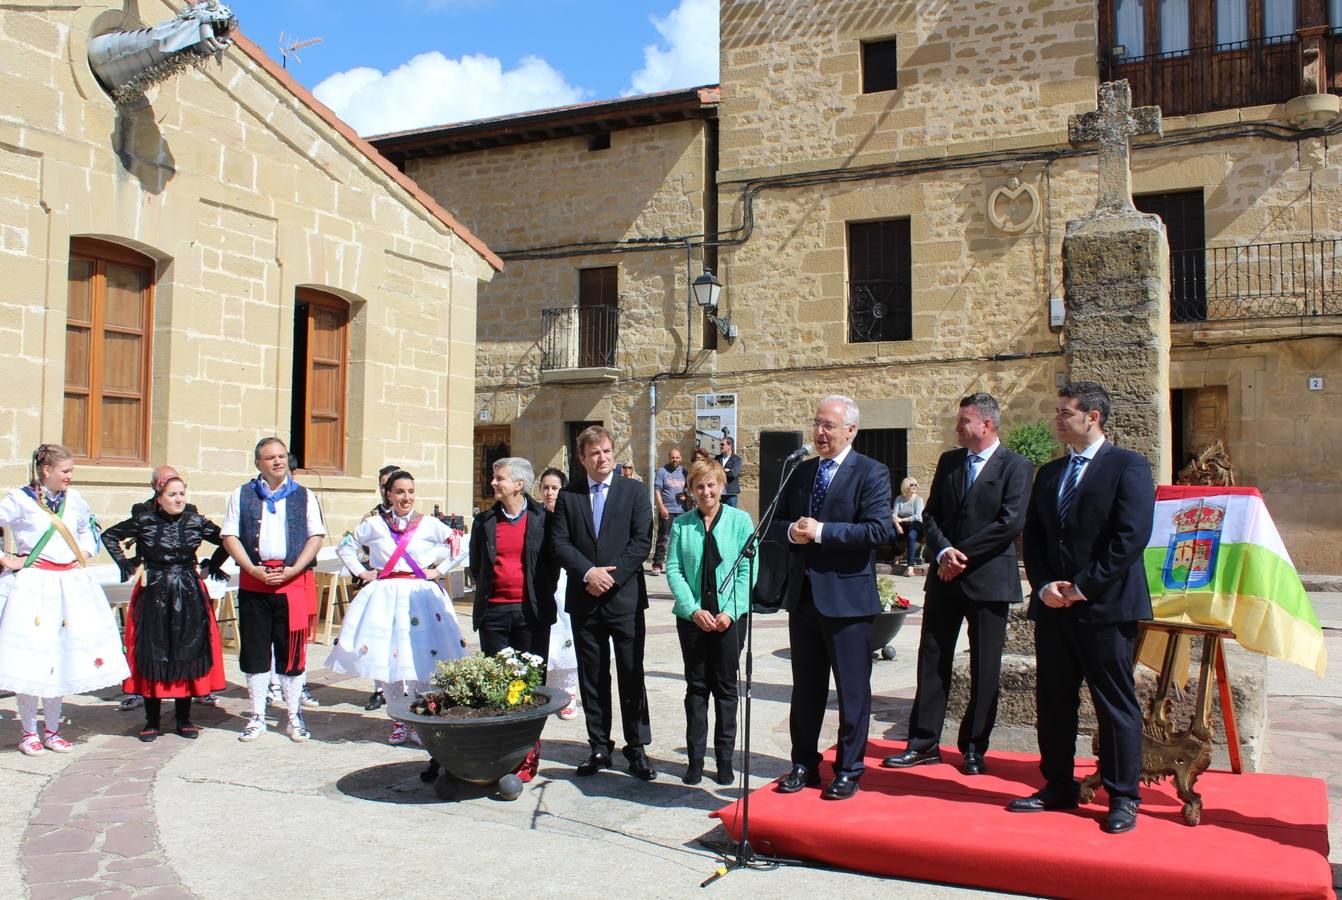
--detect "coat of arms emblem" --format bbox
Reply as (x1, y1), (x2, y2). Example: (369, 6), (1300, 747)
(1161, 502), (1226, 590)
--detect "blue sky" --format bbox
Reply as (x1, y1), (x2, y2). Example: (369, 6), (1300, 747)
(225, 0), (719, 135)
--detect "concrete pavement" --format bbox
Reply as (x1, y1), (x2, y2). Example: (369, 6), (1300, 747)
(2, 576), (1339, 898)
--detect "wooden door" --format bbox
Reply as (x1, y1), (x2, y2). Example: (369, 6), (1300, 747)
(473, 425), (512, 513)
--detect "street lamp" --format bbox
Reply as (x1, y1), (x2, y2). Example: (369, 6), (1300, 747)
(692, 269), (736, 341)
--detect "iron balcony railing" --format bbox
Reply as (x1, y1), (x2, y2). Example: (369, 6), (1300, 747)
(1103, 35), (1301, 118)
(540, 304), (619, 370)
(1170, 239), (1342, 322)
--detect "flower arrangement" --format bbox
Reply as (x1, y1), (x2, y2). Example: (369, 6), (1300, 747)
(877, 575), (912, 613)
(410, 648), (545, 717)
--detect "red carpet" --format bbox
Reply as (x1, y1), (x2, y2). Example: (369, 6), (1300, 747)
(712, 740), (1332, 898)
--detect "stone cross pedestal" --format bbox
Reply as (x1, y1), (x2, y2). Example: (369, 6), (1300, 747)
(1063, 80), (1172, 481)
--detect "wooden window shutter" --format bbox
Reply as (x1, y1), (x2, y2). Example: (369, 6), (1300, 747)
(65, 238), (154, 463)
(297, 289), (349, 473)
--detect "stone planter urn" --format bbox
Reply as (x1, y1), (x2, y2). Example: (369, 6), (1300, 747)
(870, 605), (917, 660)
(388, 686), (566, 801)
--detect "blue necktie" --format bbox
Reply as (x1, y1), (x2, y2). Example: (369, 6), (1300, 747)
(591, 482), (606, 533)
(964, 454), (981, 491)
(1057, 455), (1087, 523)
(810, 459), (836, 517)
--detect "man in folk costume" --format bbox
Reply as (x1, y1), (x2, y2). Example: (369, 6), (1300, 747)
(221, 437), (326, 742)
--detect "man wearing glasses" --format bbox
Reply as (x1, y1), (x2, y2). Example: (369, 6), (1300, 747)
(884, 392), (1032, 777)
(768, 396), (891, 800)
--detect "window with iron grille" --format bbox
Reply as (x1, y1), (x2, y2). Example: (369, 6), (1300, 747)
(847, 219), (912, 343)
(1135, 189), (1206, 321)
(861, 38), (899, 93)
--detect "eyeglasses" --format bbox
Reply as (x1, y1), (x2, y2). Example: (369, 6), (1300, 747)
(812, 419), (846, 432)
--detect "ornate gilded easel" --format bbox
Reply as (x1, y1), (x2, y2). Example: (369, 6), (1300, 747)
(1079, 620), (1242, 825)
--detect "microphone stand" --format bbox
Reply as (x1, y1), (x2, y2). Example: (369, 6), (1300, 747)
(702, 453), (804, 886)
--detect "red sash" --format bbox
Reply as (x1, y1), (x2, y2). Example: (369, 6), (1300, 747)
(240, 560), (316, 672)
(34, 559), (81, 572)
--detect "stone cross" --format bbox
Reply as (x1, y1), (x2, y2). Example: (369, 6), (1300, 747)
(1068, 80), (1162, 217)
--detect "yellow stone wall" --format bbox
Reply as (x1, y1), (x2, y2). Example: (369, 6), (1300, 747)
(0, 2), (492, 541)
(406, 120), (713, 491)
(411, 1), (1340, 569)
(717, 0), (1097, 177)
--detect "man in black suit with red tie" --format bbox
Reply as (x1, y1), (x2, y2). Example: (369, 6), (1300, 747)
(768, 396), (892, 801)
(1007, 381), (1155, 834)
(551, 425), (657, 781)
(884, 392), (1032, 776)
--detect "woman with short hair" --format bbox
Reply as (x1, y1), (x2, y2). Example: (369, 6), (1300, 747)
(101, 474), (226, 741)
(326, 469), (467, 745)
(893, 476), (926, 565)
(665, 457), (756, 786)
(0, 444), (130, 755)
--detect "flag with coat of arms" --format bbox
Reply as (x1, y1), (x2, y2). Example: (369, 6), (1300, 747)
(1139, 485), (1326, 678)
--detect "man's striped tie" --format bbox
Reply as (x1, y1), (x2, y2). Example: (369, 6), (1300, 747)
(1057, 455), (1087, 523)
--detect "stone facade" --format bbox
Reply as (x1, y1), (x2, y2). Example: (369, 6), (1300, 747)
(387, 0), (1340, 570)
(0, 2), (496, 534)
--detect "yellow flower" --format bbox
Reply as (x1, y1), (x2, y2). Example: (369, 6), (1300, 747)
(506, 679), (526, 706)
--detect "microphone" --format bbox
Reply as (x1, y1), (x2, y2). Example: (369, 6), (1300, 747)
(782, 443), (814, 464)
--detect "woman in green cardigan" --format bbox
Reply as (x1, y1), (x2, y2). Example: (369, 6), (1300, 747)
(666, 457), (756, 786)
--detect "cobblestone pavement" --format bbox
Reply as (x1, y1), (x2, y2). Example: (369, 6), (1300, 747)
(1, 580), (1338, 898)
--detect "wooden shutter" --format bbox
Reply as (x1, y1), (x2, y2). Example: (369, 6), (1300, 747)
(64, 239), (154, 463)
(298, 290), (349, 473)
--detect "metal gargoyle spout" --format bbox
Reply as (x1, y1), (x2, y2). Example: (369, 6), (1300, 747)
(87, 1), (238, 105)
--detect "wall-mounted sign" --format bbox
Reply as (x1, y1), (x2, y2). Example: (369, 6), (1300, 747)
(695, 393), (737, 456)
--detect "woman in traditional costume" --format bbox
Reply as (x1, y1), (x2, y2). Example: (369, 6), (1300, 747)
(101, 475), (226, 741)
(327, 470), (466, 744)
(0, 444), (130, 756)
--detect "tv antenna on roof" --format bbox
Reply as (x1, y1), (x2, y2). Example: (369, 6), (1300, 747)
(279, 32), (323, 69)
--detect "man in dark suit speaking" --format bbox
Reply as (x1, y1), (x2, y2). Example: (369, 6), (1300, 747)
(885, 392), (1031, 776)
(768, 396), (892, 800)
(551, 425), (657, 781)
(1007, 381), (1155, 834)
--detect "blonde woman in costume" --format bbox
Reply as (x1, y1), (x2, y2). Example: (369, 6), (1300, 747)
(0, 444), (129, 755)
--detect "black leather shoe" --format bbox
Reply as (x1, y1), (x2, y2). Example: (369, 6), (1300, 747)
(682, 759), (704, 785)
(364, 691), (386, 711)
(714, 760), (735, 786)
(627, 754), (658, 781)
(776, 764), (820, 793)
(881, 747), (942, 768)
(576, 751), (612, 776)
(960, 751), (987, 776)
(1102, 797), (1139, 834)
(822, 774), (861, 800)
(1007, 783), (1080, 813)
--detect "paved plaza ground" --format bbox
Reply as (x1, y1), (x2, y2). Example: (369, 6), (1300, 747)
(2, 575), (1339, 899)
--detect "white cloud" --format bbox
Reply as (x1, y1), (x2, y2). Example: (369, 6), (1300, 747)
(626, 0), (720, 96)
(313, 52), (585, 136)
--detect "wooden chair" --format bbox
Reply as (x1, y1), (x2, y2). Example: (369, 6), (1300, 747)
(315, 571), (351, 645)
(213, 589), (239, 653)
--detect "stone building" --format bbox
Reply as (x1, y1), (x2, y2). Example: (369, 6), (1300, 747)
(0, 1), (499, 532)
(373, 0), (1342, 572)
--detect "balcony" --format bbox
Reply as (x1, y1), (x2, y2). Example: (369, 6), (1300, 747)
(1170, 239), (1342, 322)
(539, 304), (620, 383)
(1103, 35), (1302, 118)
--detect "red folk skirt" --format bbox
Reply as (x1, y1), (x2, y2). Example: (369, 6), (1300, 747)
(121, 578), (226, 698)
